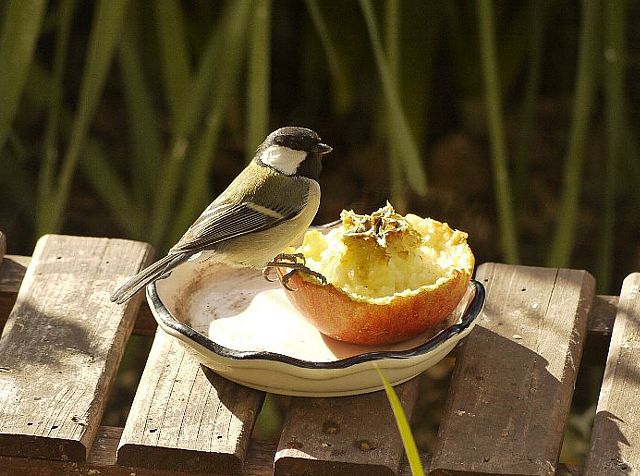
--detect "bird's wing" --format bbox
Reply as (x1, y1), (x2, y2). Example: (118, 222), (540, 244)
(169, 198), (305, 253)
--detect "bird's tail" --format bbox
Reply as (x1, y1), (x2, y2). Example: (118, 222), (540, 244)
(110, 253), (188, 304)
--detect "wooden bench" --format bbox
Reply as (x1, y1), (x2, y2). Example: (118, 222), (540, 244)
(0, 231), (638, 475)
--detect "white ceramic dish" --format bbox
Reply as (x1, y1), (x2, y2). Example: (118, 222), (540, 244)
(147, 259), (484, 397)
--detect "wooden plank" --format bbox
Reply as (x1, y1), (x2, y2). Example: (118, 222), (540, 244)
(0, 255), (159, 336)
(584, 273), (640, 476)
(117, 329), (265, 474)
(275, 378), (420, 476)
(0, 235), (153, 462)
(430, 263), (595, 476)
(0, 425), (276, 476)
(0, 427), (583, 476)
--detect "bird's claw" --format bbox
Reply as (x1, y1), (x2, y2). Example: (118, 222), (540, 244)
(263, 254), (327, 291)
(262, 253), (305, 283)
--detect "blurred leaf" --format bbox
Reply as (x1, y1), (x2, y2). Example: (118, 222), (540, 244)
(2, 148), (35, 216)
(0, 0), (47, 154)
(29, 52), (143, 239)
(547, 0), (601, 268)
(499, 1), (539, 98)
(400, 0), (440, 153)
(444, 1), (478, 96)
(252, 394), (283, 440)
(305, 0), (352, 115)
(623, 114), (640, 193)
(446, 1), (538, 100)
(477, 0), (519, 263)
(359, 0), (427, 196)
(153, 0), (192, 119)
(43, 0), (129, 234)
(245, 0), (271, 158)
(150, 0), (251, 246)
(81, 141), (145, 238)
(168, 0), (252, 244)
(37, 0), (75, 238)
(376, 367), (425, 476)
(384, 0), (407, 210)
(385, 0), (441, 211)
(24, 60), (53, 111)
(514, 0), (553, 205)
(598, 0), (627, 292)
(119, 4), (164, 209)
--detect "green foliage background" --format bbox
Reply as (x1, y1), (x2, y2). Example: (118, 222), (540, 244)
(0, 0), (638, 464)
(1, 0), (639, 293)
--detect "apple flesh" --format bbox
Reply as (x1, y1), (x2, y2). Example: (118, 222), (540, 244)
(275, 204), (475, 346)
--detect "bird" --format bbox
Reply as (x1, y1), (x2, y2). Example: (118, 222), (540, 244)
(110, 126), (332, 304)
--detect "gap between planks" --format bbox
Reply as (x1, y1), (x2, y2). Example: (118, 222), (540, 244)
(584, 273), (640, 475)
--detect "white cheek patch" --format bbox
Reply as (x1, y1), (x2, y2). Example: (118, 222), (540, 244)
(260, 145), (306, 175)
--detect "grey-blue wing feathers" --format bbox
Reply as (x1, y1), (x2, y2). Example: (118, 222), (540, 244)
(169, 199), (304, 253)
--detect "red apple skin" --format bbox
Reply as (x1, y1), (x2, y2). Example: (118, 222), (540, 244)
(278, 268), (471, 346)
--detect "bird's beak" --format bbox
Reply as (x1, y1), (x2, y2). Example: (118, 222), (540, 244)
(314, 142), (333, 155)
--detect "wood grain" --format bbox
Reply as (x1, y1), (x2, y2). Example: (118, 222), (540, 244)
(0, 235), (153, 462)
(0, 424), (584, 476)
(0, 425), (275, 476)
(430, 263), (595, 476)
(275, 378), (420, 476)
(584, 273), (640, 476)
(0, 254), (158, 336)
(117, 330), (265, 474)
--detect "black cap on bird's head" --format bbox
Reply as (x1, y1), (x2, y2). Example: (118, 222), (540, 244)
(268, 126), (333, 154)
(256, 126), (332, 180)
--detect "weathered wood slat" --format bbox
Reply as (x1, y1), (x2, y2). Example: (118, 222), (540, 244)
(117, 329), (265, 474)
(584, 273), (640, 475)
(0, 427), (583, 476)
(0, 254), (158, 336)
(430, 263), (595, 476)
(0, 235), (153, 462)
(0, 425), (275, 476)
(275, 378), (420, 476)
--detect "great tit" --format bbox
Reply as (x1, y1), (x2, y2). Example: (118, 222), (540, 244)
(111, 126), (332, 304)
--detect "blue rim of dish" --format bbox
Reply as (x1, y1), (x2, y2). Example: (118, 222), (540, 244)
(147, 279), (485, 370)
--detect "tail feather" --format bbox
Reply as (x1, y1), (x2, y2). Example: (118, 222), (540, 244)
(111, 253), (188, 304)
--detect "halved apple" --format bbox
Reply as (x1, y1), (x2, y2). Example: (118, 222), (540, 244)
(276, 203), (475, 345)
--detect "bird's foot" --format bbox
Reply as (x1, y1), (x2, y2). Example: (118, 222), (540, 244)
(263, 254), (327, 291)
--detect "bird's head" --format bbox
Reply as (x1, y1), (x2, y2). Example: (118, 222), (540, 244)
(256, 126), (332, 180)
